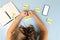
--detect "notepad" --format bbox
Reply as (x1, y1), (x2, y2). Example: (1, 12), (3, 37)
(0, 8), (11, 26)
(23, 4), (29, 9)
(25, 16), (31, 20)
(0, 2), (20, 26)
(35, 8), (41, 12)
(2, 2), (20, 19)
(46, 18), (53, 24)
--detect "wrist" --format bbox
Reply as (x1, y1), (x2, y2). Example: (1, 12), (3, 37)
(33, 14), (37, 18)
(19, 14), (25, 17)
(18, 15), (23, 19)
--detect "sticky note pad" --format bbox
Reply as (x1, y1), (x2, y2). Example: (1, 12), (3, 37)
(46, 18), (53, 24)
(25, 16), (31, 20)
(23, 4), (29, 9)
(43, 5), (49, 15)
(11, 13), (16, 19)
(35, 8), (41, 12)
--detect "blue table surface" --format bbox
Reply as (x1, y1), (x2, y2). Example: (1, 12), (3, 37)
(0, 0), (60, 40)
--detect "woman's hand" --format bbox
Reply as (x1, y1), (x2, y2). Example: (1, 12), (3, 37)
(28, 10), (36, 17)
(19, 11), (27, 18)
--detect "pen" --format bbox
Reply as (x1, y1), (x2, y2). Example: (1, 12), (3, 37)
(4, 19), (13, 26)
(5, 11), (11, 19)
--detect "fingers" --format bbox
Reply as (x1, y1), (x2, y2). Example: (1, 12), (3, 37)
(28, 10), (34, 14)
(23, 10), (28, 15)
(21, 11), (27, 15)
(20, 10), (35, 17)
(20, 11), (28, 17)
(28, 10), (35, 16)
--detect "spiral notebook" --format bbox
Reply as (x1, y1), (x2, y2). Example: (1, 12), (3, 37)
(0, 2), (20, 26)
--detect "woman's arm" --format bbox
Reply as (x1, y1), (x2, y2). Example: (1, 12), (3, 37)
(34, 15), (48, 40)
(7, 11), (27, 40)
(28, 10), (48, 40)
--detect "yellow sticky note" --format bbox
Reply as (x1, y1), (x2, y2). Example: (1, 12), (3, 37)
(47, 18), (53, 24)
(11, 13), (16, 19)
(25, 16), (31, 20)
(35, 8), (41, 12)
(23, 4), (29, 9)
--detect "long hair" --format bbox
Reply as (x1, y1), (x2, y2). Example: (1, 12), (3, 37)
(11, 25), (37, 40)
